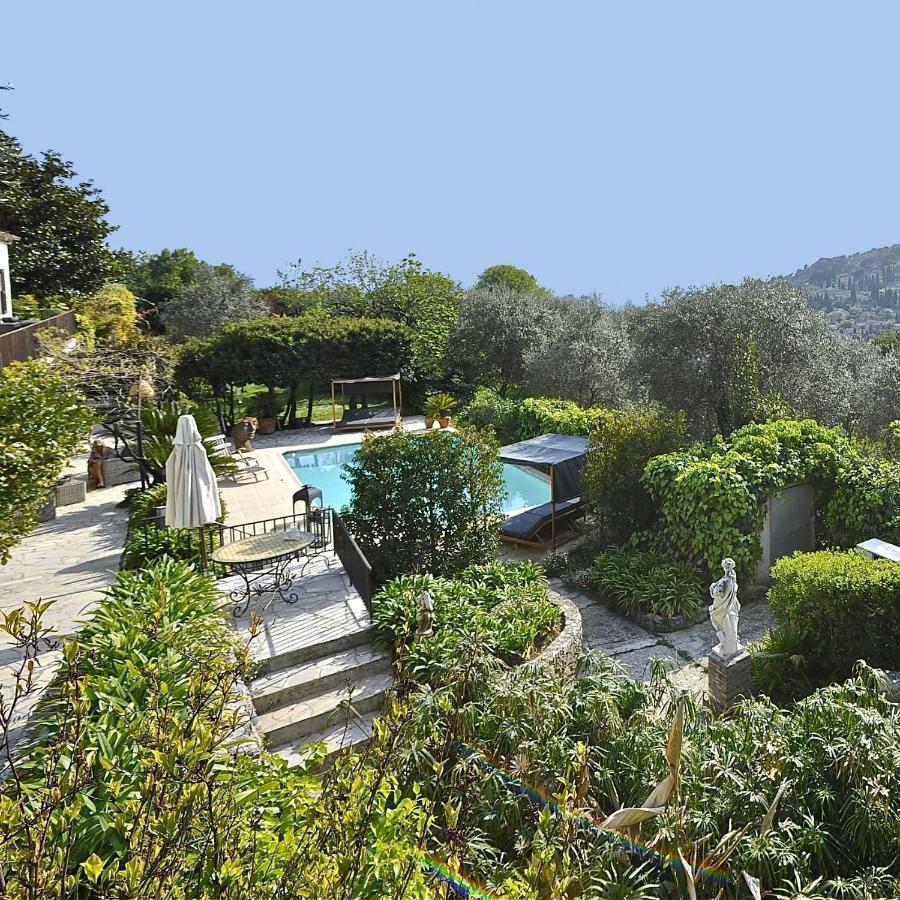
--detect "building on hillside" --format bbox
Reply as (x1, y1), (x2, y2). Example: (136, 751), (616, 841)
(0, 231), (19, 321)
(0, 230), (76, 368)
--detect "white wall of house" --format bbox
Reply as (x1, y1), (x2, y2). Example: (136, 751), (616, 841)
(0, 238), (12, 319)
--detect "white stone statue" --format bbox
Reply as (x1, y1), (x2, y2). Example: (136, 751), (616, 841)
(709, 558), (743, 657)
(415, 590), (434, 637)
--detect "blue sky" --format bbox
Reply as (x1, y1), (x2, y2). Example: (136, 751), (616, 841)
(4, 1), (899, 303)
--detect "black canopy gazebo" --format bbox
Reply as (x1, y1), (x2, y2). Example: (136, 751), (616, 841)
(498, 433), (589, 550)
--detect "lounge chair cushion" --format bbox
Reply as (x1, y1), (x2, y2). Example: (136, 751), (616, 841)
(500, 497), (584, 541)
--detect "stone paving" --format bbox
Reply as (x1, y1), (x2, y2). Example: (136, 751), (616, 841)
(551, 579), (773, 696)
(0, 473), (131, 665)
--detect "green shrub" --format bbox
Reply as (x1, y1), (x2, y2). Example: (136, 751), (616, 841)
(592, 546), (704, 620)
(459, 391), (616, 444)
(372, 561), (560, 683)
(644, 419), (852, 577)
(767, 549), (900, 685)
(821, 457), (900, 548)
(583, 408), (686, 542)
(0, 359), (94, 563)
(344, 427), (504, 581)
(122, 483), (223, 569)
(0, 559), (432, 897)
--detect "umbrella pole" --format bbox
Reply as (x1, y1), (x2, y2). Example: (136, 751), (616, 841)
(198, 526), (208, 573)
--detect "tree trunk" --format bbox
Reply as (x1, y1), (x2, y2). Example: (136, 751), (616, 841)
(306, 382), (315, 425)
(284, 382), (298, 428)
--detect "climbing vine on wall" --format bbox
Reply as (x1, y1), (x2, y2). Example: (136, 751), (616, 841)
(642, 419), (892, 578)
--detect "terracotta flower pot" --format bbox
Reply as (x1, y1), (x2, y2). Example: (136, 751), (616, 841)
(424, 416), (435, 429)
(438, 416), (451, 428)
(257, 415), (277, 435)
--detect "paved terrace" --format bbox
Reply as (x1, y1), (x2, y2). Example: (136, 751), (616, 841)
(1, 417), (774, 750)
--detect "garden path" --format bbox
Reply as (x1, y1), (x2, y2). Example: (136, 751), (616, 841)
(0, 460), (131, 758)
(550, 578), (773, 695)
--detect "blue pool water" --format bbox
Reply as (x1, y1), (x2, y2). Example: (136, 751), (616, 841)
(283, 442), (551, 513)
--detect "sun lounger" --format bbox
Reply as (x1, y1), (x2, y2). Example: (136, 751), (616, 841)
(499, 497), (585, 548)
(335, 407), (400, 430)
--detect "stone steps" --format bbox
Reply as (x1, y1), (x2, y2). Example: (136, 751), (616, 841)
(254, 669), (393, 746)
(254, 625), (374, 677)
(270, 709), (379, 768)
(251, 644), (391, 714)
(231, 553), (393, 766)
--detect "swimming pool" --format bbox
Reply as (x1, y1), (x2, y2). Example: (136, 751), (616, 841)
(283, 442), (551, 514)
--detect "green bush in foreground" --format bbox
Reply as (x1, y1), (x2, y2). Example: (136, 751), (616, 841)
(0, 559), (431, 898)
(372, 561), (560, 683)
(344, 427), (504, 582)
(767, 549), (900, 686)
(0, 359), (93, 564)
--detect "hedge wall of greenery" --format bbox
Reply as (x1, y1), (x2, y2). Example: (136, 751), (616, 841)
(644, 418), (900, 579)
(175, 311), (412, 399)
(0, 359), (93, 564)
(767, 550), (900, 685)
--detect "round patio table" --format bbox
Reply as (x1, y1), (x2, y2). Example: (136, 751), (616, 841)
(212, 529), (317, 616)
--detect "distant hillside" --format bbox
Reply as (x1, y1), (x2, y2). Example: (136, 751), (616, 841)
(787, 244), (900, 337)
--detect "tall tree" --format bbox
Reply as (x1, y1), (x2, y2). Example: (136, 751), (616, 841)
(122, 248), (243, 331)
(475, 264), (551, 298)
(0, 130), (120, 298)
(160, 270), (264, 340)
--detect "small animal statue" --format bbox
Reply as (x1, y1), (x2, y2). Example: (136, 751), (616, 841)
(231, 417), (258, 451)
(416, 590), (434, 637)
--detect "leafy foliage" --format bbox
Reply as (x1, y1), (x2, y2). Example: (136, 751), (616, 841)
(644, 419), (852, 576)
(0, 129), (121, 298)
(161, 269), (265, 339)
(592, 546), (704, 620)
(121, 247), (244, 331)
(630, 278), (900, 438)
(372, 562), (560, 683)
(175, 312), (412, 408)
(582, 408), (686, 543)
(0, 561), (432, 897)
(475, 263), (551, 298)
(0, 360), (93, 563)
(73, 282), (140, 347)
(459, 391), (617, 444)
(343, 428), (504, 582)
(767, 550), (900, 686)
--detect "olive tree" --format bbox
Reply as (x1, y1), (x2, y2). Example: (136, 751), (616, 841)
(161, 270), (265, 340)
(627, 278), (900, 437)
(523, 296), (637, 408)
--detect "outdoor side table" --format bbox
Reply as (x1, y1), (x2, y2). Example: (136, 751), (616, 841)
(211, 529), (317, 616)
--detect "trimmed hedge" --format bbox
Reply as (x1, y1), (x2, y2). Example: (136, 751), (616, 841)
(459, 390), (616, 444)
(768, 549), (900, 684)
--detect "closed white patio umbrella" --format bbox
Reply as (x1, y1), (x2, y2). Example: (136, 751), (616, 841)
(165, 414), (221, 569)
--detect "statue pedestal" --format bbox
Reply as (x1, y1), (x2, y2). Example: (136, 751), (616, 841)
(708, 648), (752, 714)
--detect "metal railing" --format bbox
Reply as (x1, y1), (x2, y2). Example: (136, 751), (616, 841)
(0, 310), (76, 368)
(126, 509), (334, 576)
(332, 512), (373, 609)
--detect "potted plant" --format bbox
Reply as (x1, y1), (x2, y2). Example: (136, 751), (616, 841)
(250, 389), (279, 435)
(424, 392), (457, 429)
